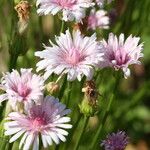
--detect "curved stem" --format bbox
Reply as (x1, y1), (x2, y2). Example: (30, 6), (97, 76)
(74, 116), (89, 150)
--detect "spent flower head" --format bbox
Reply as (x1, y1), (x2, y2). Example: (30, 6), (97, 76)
(36, 0), (94, 22)
(4, 96), (72, 150)
(100, 33), (144, 78)
(0, 69), (44, 111)
(14, 1), (31, 34)
(35, 29), (104, 81)
(101, 131), (129, 150)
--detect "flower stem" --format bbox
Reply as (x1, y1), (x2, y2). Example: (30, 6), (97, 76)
(90, 74), (120, 149)
(66, 82), (72, 107)
(74, 116), (89, 150)
(58, 75), (67, 100)
(60, 20), (65, 33)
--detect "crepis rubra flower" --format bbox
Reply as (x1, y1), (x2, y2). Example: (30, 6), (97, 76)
(0, 69), (44, 110)
(36, 0), (94, 22)
(35, 29), (104, 81)
(100, 33), (143, 78)
(4, 96), (72, 150)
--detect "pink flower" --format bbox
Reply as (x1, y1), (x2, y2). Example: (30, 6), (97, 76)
(100, 33), (144, 78)
(35, 30), (104, 81)
(88, 9), (109, 30)
(36, 0), (94, 22)
(0, 69), (44, 110)
(4, 96), (72, 150)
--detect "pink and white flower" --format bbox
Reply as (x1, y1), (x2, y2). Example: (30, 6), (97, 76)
(4, 96), (72, 150)
(35, 30), (104, 81)
(100, 33), (144, 78)
(36, 0), (94, 22)
(88, 9), (109, 30)
(0, 69), (44, 110)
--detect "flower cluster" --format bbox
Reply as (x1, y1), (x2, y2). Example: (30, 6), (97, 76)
(0, 69), (72, 149)
(0, 0), (144, 149)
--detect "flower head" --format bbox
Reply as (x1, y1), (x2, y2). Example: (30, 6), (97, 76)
(0, 69), (44, 110)
(35, 30), (104, 81)
(4, 96), (72, 150)
(101, 131), (129, 150)
(36, 0), (94, 22)
(88, 9), (109, 30)
(100, 33), (143, 78)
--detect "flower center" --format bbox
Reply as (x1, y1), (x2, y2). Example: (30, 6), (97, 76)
(17, 83), (31, 99)
(31, 117), (47, 131)
(109, 49), (130, 68)
(56, 0), (76, 8)
(65, 47), (84, 65)
(33, 117), (46, 126)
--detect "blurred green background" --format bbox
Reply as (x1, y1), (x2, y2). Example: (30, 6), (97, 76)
(0, 0), (150, 150)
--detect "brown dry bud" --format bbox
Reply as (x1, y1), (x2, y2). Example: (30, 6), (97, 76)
(82, 80), (99, 106)
(15, 1), (31, 22)
(73, 17), (88, 34)
(14, 1), (31, 34)
(46, 82), (60, 94)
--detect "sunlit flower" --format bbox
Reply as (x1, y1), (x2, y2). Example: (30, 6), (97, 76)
(4, 96), (72, 150)
(0, 69), (44, 110)
(35, 30), (104, 81)
(88, 9), (109, 30)
(100, 33), (143, 78)
(36, 0), (94, 22)
(101, 131), (129, 150)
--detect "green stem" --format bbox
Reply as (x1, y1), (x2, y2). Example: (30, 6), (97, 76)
(66, 82), (72, 107)
(90, 74), (120, 149)
(58, 75), (67, 100)
(60, 20), (65, 33)
(90, 93), (114, 149)
(74, 116), (89, 150)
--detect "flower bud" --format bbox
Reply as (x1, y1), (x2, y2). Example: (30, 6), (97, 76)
(46, 82), (60, 95)
(79, 80), (100, 117)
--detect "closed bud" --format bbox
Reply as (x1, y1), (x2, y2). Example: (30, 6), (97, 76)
(46, 82), (60, 95)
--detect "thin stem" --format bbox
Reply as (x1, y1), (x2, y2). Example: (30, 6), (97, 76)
(66, 82), (72, 107)
(74, 116), (89, 150)
(90, 74), (120, 149)
(60, 20), (65, 33)
(58, 75), (67, 100)
(90, 93), (114, 149)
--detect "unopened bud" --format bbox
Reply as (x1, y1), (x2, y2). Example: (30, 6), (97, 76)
(46, 82), (60, 94)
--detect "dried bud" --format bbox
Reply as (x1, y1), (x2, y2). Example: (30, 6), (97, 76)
(73, 17), (88, 34)
(46, 82), (60, 94)
(14, 1), (31, 34)
(79, 80), (100, 116)
(82, 80), (99, 106)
